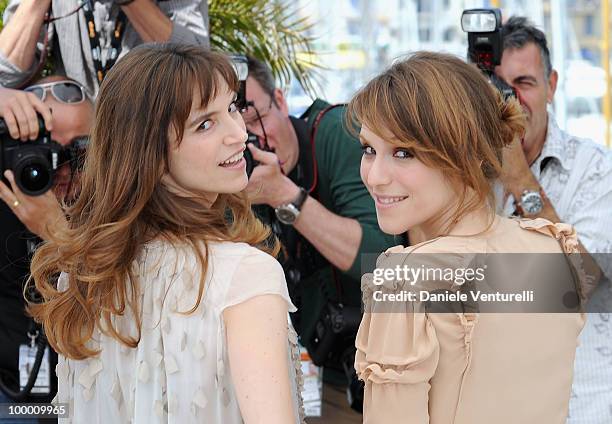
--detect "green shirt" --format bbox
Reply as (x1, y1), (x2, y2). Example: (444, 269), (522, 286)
(294, 99), (396, 353)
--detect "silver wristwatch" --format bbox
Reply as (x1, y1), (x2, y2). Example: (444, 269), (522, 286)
(515, 189), (544, 216)
(275, 187), (308, 225)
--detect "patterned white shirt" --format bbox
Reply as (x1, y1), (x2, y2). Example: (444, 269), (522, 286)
(499, 113), (612, 423)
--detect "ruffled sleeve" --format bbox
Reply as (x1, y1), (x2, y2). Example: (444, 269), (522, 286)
(355, 250), (440, 423)
(221, 247), (297, 313)
(518, 218), (579, 253)
(518, 218), (593, 301)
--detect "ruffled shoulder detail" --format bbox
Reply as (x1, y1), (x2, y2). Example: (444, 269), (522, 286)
(517, 218), (579, 254)
(384, 244), (410, 255)
(518, 218), (592, 301)
(355, 310), (439, 385)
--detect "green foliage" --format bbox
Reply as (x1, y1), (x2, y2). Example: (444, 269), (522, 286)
(209, 0), (321, 97)
(0, 0), (8, 31)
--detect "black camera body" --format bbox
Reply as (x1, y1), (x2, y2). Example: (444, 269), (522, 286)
(309, 302), (361, 367)
(462, 8), (516, 101)
(309, 301), (363, 412)
(0, 117), (62, 196)
(244, 131), (262, 178)
(228, 54), (272, 178)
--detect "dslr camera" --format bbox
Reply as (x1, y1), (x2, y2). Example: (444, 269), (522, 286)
(309, 301), (364, 412)
(0, 116), (63, 196)
(228, 54), (269, 178)
(244, 131), (264, 178)
(461, 8), (516, 100)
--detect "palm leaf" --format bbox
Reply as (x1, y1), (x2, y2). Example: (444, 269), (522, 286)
(208, 0), (322, 97)
(0, 0), (8, 31)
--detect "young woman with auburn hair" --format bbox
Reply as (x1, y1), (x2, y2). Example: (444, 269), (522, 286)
(28, 44), (304, 423)
(347, 51), (585, 423)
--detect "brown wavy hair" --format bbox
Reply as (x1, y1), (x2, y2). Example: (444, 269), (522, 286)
(346, 51), (525, 233)
(28, 44), (278, 359)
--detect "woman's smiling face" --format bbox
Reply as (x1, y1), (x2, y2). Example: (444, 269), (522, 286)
(164, 78), (249, 204)
(359, 124), (458, 236)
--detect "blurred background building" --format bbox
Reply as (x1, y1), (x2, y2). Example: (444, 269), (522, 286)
(287, 0), (612, 147)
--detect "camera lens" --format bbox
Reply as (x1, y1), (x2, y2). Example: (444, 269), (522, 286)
(14, 154), (53, 196)
(22, 164), (49, 190)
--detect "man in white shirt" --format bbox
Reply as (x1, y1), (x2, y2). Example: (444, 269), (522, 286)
(495, 16), (612, 423)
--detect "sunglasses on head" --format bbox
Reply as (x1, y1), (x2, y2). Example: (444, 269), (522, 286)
(24, 81), (87, 104)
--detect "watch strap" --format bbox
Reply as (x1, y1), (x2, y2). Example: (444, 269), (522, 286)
(292, 187), (308, 211)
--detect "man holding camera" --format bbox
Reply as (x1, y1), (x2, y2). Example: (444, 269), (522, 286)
(0, 77), (93, 412)
(0, 0), (209, 97)
(242, 57), (395, 406)
(495, 17), (612, 423)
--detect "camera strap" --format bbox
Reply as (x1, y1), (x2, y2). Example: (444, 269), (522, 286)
(306, 103), (348, 302)
(82, 1), (128, 84)
(0, 321), (49, 401)
(306, 103), (345, 195)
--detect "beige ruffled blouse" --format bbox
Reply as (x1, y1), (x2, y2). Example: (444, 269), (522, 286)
(356, 217), (586, 424)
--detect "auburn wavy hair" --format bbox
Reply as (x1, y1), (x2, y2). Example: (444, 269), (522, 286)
(346, 51), (525, 234)
(28, 44), (278, 359)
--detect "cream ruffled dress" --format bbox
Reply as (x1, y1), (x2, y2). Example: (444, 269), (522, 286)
(55, 240), (305, 423)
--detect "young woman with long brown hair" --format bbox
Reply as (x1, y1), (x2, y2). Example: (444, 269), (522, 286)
(348, 51), (586, 423)
(28, 44), (304, 423)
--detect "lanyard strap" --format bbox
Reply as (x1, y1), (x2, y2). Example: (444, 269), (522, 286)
(82, 1), (127, 83)
(307, 104), (346, 194)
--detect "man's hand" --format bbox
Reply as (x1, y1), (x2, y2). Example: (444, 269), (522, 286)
(0, 86), (53, 141)
(245, 143), (300, 207)
(0, 170), (66, 240)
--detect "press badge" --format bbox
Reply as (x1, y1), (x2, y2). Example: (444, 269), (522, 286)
(18, 344), (50, 394)
(300, 345), (322, 417)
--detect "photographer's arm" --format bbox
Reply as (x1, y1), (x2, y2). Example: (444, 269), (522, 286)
(120, 0), (208, 45)
(119, 0), (172, 42)
(0, 0), (50, 82)
(294, 194), (362, 272)
(502, 137), (603, 300)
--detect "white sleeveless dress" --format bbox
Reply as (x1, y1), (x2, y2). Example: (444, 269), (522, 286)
(54, 240), (305, 423)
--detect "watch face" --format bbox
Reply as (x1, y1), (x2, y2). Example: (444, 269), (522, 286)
(275, 205), (299, 225)
(521, 191), (543, 215)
